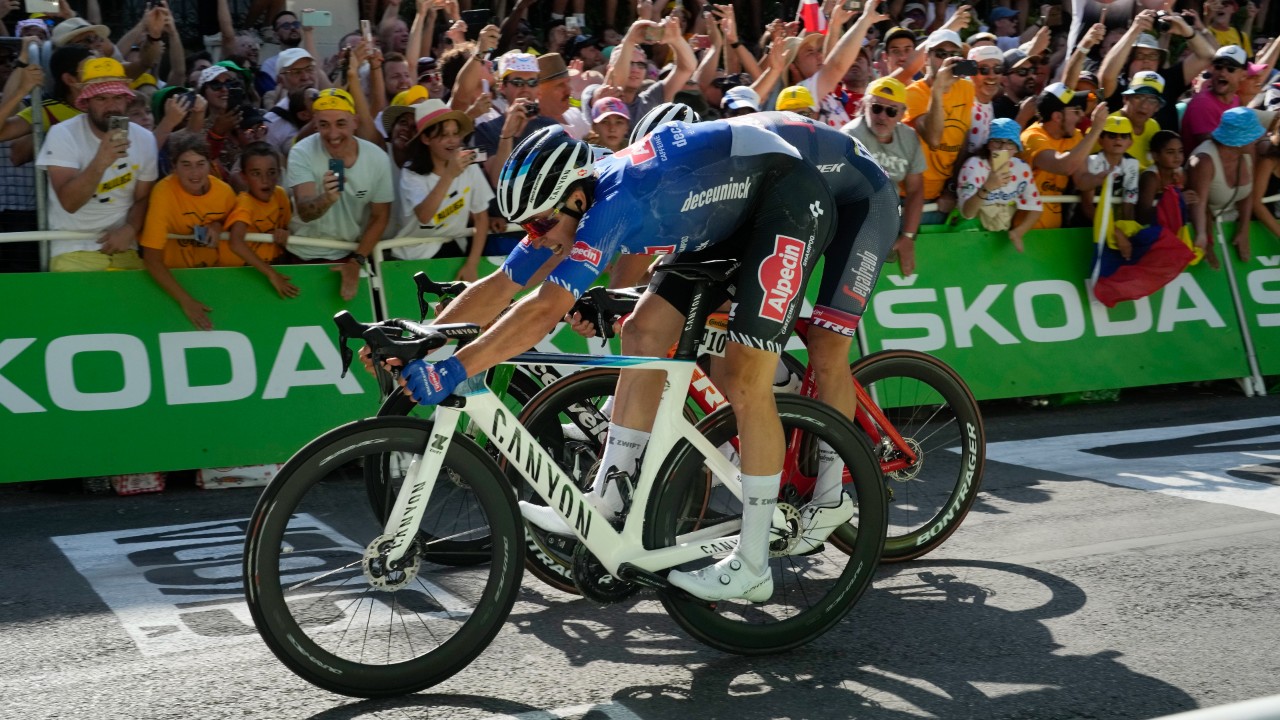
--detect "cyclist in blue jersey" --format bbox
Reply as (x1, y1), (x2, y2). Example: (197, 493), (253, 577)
(602, 107), (901, 554)
(397, 122), (837, 602)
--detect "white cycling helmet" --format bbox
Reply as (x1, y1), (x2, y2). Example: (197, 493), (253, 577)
(628, 102), (702, 145)
(498, 125), (595, 224)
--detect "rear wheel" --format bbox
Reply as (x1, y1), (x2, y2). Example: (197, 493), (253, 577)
(846, 350), (985, 562)
(645, 395), (886, 654)
(243, 417), (524, 697)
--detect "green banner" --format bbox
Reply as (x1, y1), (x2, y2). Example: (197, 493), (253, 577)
(4, 223), (1277, 483)
(1227, 223), (1280, 375)
(0, 265), (378, 482)
(861, 227), (1252, 400)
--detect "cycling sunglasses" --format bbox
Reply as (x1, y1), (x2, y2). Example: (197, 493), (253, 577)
(521, 213), (560, 239)
(871, 103), (900, 118)
(505, 77), (540, 88)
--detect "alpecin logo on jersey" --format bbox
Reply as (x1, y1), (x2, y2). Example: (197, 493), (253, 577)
(758, 235), (805, 323)
(569, 241), (603, 266)
(680, 176), (753, 212)
(614, 138), (658, 166)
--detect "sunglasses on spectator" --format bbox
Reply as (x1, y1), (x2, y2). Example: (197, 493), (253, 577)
(631, 61), (648, 69)
(277, 21), (301, 30)
(931, 49), (960, 60)
(204, 80), (235, 91)
(1009, 67), (1036, 77)
(976, 66), (1003, 76)
(521, 212), (560, 239)
(871, 103), (900, 118)
(1212, 61), (1241, 71)
(420, 71), (442, 82)
(505, 77), (540, 87)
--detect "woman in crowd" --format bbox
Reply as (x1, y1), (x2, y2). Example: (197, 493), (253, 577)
(1187, 107), (1264, 266)
(393, 99), (493, 282)
(955, 117), (1044, 252)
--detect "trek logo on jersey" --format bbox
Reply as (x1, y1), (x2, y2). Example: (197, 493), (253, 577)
(816, 163), (844, 173)
(841, 249), (879, 307)
(758, 235), (805, 323)
(680, 176), (753, 212)
(614, 138), (658, 166)
(569, 241), (603, 266)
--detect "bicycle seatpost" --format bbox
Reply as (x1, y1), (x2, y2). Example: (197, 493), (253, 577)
(651, 259), (739, 361)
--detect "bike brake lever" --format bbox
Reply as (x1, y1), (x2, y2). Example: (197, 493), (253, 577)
(333, 311), (365, 378)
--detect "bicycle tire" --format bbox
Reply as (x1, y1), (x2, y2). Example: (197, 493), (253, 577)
(363, 369), (545, 565)
(644, 395), (886, 655)
(243, 416), (524, 698)
(844, 349), (985, 562)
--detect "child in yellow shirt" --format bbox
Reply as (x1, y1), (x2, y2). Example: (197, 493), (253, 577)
(224, 142), (300, 298)
(141, 131), (237, 329)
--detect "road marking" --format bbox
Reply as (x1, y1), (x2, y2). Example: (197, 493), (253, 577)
(481, 701), (643, 719)
(987, 416), (1280, 516)
(52, 514), (351, 657)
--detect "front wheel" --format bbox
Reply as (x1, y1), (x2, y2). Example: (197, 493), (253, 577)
(847, 350), (985, 562)
(243, 416), (524, 697)
(645, 395), (886, 655)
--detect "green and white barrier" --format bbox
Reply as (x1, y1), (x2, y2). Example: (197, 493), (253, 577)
(3, 223), (1280, 482)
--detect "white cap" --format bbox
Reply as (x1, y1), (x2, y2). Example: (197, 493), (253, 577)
(969, 45), (1004, 64)
(199, 65), (232, 89)
(275, 48), (314, 78)
(722, 86), (761, 111)
(1214, 45), (1248, 69)
(924, 29), (964, 51)
(498, 51), (539, 77)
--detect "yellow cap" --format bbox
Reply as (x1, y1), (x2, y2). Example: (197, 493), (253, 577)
(312, 88), (356, 114)
(130, 72), (158, 90)
(80, 57), (128, 83)
(866, 76), (908, 103)
(390, 85), (430, 107)
(777, 85), (817, 112)
(1103, 114), (1133, 135)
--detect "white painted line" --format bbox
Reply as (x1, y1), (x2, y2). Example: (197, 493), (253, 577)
(481, 701), (644, 720)
(987, 416), (1280, 516)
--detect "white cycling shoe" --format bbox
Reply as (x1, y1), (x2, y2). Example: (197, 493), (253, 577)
(789, 494), (856, 555)
(668, 553), (773, 603)
(519, 495), (618, 536)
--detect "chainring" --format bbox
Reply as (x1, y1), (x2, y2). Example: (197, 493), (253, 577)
(571, 542), (640, 604)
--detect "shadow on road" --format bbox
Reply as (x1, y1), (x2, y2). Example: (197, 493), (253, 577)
(508, 559), (1197, 719)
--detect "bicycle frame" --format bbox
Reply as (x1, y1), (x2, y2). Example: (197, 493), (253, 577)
(688, 318), (920, 476)
(379, 351), (784, 577)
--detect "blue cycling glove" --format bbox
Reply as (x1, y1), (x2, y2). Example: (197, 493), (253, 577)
(402, 355), (467, 406)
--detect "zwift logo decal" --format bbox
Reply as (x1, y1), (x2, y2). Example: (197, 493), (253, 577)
(758, 235), (805, 323)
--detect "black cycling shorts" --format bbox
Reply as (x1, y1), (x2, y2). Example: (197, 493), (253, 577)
(648, 155), (836, 355)
(810, 182), (902, 336)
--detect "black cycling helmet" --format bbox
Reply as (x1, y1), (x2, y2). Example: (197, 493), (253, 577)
(628, 102), (702, 145)
(498, 125), (595, 224)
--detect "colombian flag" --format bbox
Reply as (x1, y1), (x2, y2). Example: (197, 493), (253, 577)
(1092, 185), (1196, 308)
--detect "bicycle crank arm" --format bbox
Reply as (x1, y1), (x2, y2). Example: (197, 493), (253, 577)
(615, 563), (715, 608)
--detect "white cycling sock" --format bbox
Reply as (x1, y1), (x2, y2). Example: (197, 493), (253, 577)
(590, 423), (651, 513)
(737, 473), (780, 573)
(813, 440), (845, 506)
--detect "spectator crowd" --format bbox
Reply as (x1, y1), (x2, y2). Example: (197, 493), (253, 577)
(1, 0), (1279, 298)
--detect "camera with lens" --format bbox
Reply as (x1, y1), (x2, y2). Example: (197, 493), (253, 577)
(525, 100), (539, 117)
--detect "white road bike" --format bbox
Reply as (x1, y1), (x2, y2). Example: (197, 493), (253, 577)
(242, 261), (887, 697)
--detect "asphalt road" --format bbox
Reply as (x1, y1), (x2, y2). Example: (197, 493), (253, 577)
(3, 382), (1279, 720)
